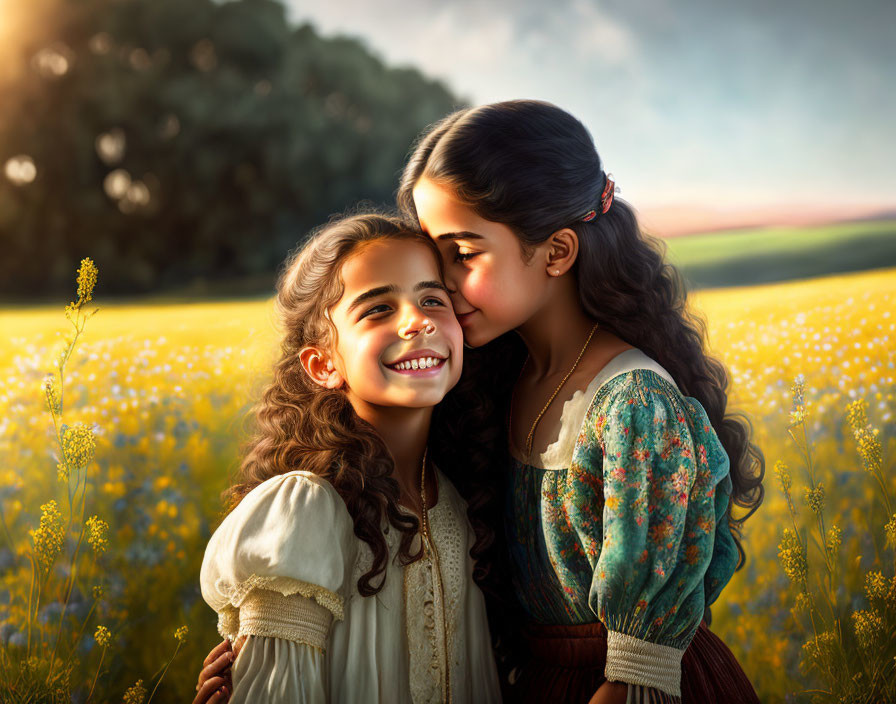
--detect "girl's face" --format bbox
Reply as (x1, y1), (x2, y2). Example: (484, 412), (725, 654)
(412, 177), (550, 348)
(325, 238), (463, 409)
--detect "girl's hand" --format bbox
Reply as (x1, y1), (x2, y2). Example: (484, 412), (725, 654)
(193, 638), (239, 704)
(588, 680), (629, 704)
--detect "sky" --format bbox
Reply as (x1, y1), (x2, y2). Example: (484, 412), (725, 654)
(283, 0), (895, 234)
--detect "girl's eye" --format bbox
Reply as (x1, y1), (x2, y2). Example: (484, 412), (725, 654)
(359, 304), (391, 319)
(454, 249), (479, 263)
(422, 297), (446, 307)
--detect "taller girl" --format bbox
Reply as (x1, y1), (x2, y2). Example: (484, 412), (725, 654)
(398, 100), (765, 704)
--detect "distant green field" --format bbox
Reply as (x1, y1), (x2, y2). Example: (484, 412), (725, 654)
(664, 218), (896, 288)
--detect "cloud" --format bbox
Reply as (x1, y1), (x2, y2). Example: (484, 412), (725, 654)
(283, 0), (896, 211)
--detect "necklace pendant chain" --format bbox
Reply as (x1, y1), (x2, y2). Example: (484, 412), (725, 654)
(511, 322), (599, 462)
(419, 446), (429, 544)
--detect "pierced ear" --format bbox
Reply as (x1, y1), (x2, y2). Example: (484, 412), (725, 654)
(545, 227), (579, 276)
(299, 346), (344, 390)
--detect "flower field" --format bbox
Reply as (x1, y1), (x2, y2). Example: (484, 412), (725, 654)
(0, 265), (893, 701)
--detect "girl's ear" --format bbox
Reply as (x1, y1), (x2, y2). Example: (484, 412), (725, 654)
(544, 227), (579, 277)
(299, 346), (344, 390)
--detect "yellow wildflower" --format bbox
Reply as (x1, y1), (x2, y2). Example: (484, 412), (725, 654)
(794, 591), (812, 613)
(174, 625), (189, 644)
(56, 462), (69, 482)
(855, 430), (882, 475)
(773, 461), (795, 514)
(61, 423), (96, 469)
(865, 571), (888, 601)
(778, 528), (807, 585)
(43, 374), (61, 415)
(803, 483), (825, 515)
(92, 584), (104, 600)
(85, 515), (109, 554)
(886, 514), (896, 548)
(852, 609), (884, 651)
(29, 500), (65, 569)
(773, 460), (792, 492)
(94, 625), (111, 647)
(824, 524), (841, 558)
(846, 398), (869, 431)
(788, 375), (808, 426)
(76, 257), (98, 306)
(846, 399), (882, 475)
(791, 374), (805, 408)
(123, 679), (147, 704)
(800, 630), (836, 673)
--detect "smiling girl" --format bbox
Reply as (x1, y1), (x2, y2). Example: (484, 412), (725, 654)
(196, 214), (501, 703)
(396, 99), (764, 704)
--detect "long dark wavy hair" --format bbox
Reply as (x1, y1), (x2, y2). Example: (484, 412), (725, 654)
(224, 213), (450, 596)
(398, 99), (765, 574)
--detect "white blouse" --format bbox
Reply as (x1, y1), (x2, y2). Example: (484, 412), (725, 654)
(200, 468), (501, 703)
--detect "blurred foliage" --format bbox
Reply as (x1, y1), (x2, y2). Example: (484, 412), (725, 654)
(0, 0), (461, 298)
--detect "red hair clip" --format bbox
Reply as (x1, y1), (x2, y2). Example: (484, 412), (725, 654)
(600, 174), (615, 214)
(581, 173), (616, 222)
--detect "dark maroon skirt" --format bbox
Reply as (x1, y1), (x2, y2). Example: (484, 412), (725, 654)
(503, 619), (760, 704)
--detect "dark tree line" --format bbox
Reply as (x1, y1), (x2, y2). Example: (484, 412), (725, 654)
(0, 0), (463, 299)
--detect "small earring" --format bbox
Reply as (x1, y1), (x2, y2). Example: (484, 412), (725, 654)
(551, 269), (560, 276)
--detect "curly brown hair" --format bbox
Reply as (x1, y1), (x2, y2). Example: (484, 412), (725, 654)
(398, 100), (765, 574)
(222, 212), (452, 596)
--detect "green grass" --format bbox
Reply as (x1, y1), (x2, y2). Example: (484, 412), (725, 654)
(664, 219), (896, 288)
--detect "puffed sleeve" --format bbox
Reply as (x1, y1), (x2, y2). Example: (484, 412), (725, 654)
(587, 371), (738, 700)
(200, 470), (357, 703)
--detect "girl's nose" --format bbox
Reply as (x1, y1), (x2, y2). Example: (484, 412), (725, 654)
(398, 310), (436, 339)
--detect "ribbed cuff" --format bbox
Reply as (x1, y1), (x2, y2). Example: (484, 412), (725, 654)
(604, 630), (684, 698)
(237, 587), (333, 650)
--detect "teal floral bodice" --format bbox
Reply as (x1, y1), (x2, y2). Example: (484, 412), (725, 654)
(504, 368), (739, 652)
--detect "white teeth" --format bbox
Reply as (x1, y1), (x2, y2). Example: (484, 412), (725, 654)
(390, 356), (444, 370)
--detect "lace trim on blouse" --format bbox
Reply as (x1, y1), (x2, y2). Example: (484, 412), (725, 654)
(404, 482), (467, 704)
(528, 348), (678, 470)
(215, 573), (344, 621)
(216, 588), (333, 651)
(605, 630), (684, 698)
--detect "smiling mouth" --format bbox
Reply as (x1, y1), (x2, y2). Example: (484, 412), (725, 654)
(385, 355), (447, 373)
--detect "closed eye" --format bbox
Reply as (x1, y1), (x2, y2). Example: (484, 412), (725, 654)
(454, 250), (479, 263)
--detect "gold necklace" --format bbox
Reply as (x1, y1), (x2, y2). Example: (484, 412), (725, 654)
(509, 322), (599, 462)
(419, 446), (430, 545)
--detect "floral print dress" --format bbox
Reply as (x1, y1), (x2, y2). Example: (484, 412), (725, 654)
(505, 349), (739, 702)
